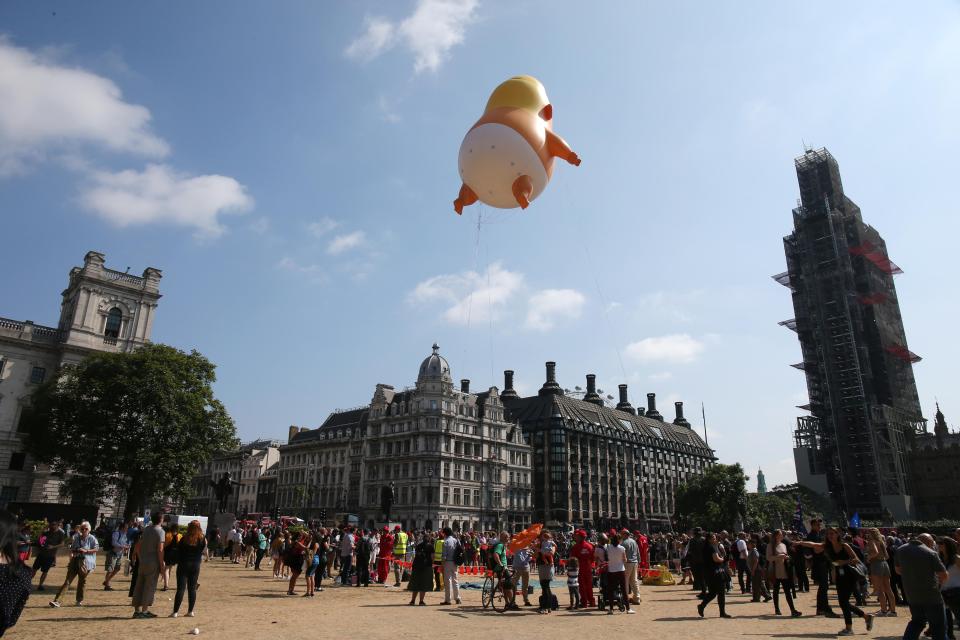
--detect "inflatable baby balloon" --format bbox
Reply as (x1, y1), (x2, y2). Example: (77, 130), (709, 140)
(454, 75), (580, 214)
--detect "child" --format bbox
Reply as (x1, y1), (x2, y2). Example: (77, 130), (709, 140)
(566, 556), (581, 609)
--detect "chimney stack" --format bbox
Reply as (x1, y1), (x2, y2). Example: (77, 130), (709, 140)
(288, 425), (303, 442)
(646, 393), (663, 421)
(673, 401), (691, 428)
(539, 361), (563, 396)
(501, 370), (518, 399)
(461, 379), (470, 394)
(583, 374), (603, 406)
(616, 384), (636, 415)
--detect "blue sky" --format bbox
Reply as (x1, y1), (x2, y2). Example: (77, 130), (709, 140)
(2, 1), (958, 489)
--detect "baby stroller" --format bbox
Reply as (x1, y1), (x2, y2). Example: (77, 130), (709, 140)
(594, 562), (626, 612)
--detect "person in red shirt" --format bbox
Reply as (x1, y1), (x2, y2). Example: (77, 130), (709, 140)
(636, 532), (650, 572)
(377, 528), (394, 584)
(570, 530), (595, 607)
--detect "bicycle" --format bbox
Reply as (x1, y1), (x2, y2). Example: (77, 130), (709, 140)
(481, 567), (516, 613)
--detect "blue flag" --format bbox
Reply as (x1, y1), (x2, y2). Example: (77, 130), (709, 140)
(850, 512), (861, 529)
(792, 496), (807, 535)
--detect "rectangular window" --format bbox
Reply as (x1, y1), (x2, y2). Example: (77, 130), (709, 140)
(0, 358), (5, 379)
(453, 488), (461, 505)
(442, 487), (449, 504)
(463, 490), (470, 506)
(473, 489), (480, 506)
(30, 367), (46, 384)
(453, 464), (462, 480)
(0, 486), (18, 509)
(8, 452), (25, 471)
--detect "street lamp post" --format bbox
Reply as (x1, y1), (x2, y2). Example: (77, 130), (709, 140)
(426, 465), (434, 531)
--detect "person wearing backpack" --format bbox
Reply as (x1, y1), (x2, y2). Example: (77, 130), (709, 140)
(440, 527), (462, 605)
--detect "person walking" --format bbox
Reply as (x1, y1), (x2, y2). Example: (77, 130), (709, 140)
(162, 521), (182, 591)
(440, 527), (461, 605)
(170, 520), (206, 618)
(0, 510), (31, 636)
(766, 529), (802, 617)
(865, 527), (897, 617)
(806, 518), (839, 618)
(896, 533), (949, 640)
(103, 521), (129, 591)
(937, 537), (960, 640)
(621, 529), (642, 606)
(688, 528), (708, 599)
(406, 532), (435, 606)
(735, 532), (749, 594)
(49, 520), (98, 608)
(747, 537), (771, 602)
(696, 533), (732, 619)
(131, 517), (165, 619)
(796, 527), (874, 636)
(254, 527), (267, 571)
(30, 519), (65, 593)
(285, 531), (306, 595)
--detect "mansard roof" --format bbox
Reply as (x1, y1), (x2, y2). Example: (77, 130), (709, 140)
(289, 406), (368, 444)
(503, 392), (713, 455)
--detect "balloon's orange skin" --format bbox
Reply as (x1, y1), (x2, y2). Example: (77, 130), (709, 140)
(453, 106), (580, 215)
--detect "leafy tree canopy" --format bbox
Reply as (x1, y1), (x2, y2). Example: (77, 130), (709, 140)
(23, 343), (237, 518)
(675, 463), (748, 532)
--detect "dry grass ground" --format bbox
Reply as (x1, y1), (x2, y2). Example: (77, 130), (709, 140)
(14, 554), (910, 640)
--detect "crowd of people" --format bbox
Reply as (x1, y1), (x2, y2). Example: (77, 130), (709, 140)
(3, 508), (960, 640)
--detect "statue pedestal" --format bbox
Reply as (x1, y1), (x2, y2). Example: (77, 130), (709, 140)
(213, 512), (236, 533)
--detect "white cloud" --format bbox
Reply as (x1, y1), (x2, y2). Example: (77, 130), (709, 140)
(410, 262), (523, 325)
(327, 230), (366, 255)
(624, 334), (705, 365)
(79, 163), (252, 237)
(649, 371), (673, 381)
(0, 37), (168, 175)
(525, 289), (586, 331)
(345, 0), (478, 73)
(344, 17), (396, 62)
(307, 217), (340, 238)
(277, 257), (327, 284)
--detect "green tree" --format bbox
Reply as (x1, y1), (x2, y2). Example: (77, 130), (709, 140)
(23, 344), (237, 519)
(675, 463), (748, 531)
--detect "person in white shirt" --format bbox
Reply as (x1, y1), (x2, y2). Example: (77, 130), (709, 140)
(735, 532), (749, 594)
(604, 533), (635, 615)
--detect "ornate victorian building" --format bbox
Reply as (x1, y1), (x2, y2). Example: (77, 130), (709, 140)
(0, 251), (161, 513)
(910, 404), (960, 520)
(502, 363), (715, 531)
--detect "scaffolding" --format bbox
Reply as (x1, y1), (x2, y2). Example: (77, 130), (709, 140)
(778, 148), (924, 518)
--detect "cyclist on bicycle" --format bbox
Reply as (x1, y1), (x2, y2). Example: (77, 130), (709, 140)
(490, 531), (517, 610)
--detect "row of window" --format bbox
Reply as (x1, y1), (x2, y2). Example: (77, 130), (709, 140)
(0, 359), (46, 385)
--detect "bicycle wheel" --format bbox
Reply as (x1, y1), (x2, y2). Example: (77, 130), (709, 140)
(481, 575), (494, 609)
(491, 581), (508, 613)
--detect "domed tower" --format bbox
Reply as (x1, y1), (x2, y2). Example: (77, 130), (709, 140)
(417, 343), (454, 393)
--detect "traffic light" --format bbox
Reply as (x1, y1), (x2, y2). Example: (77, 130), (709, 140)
(319, 509), (327, 521)
(272, 506), (280, 521)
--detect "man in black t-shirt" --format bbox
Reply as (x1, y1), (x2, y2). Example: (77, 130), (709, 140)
(806, 519), (838, 617)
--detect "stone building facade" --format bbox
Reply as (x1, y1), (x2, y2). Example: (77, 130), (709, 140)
(0, 251), (161, 513)
(502, 362), (715, 531)
(910, 404), (960, 520)
(185, 439), (280, 516)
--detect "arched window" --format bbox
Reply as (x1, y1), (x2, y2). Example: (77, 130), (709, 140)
(104, 307), (122, 338)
